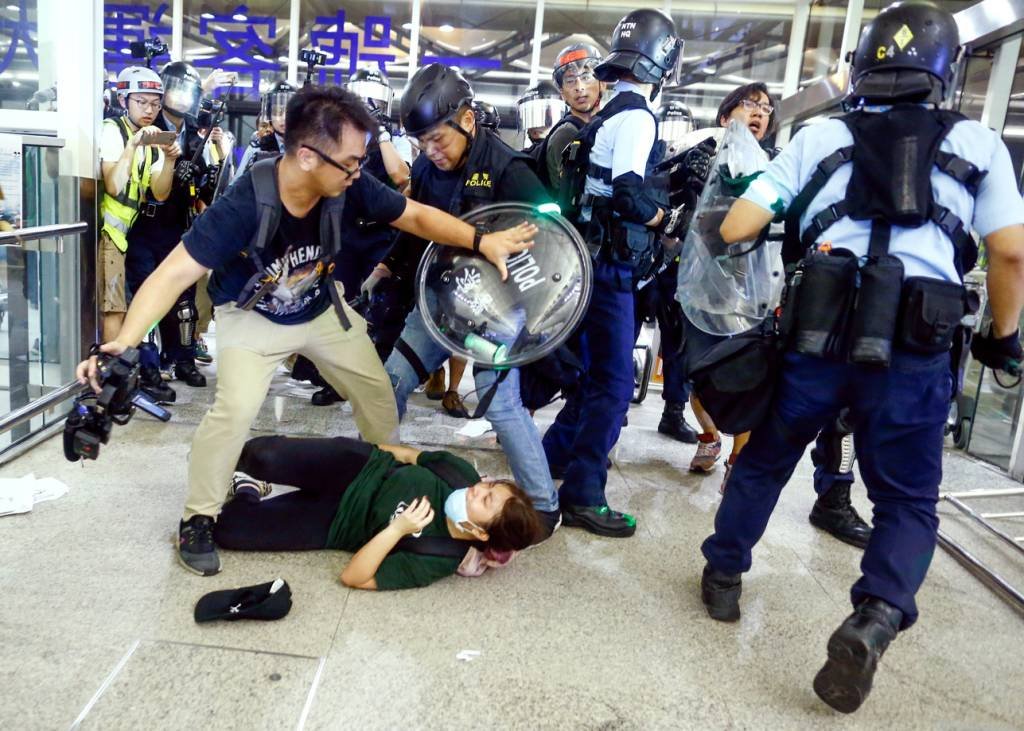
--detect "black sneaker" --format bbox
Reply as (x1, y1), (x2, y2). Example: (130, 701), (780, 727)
(173, 360), (207, 387)
(178, 515), (221, 576)
(140, 367), (176, 404)
(813, 598), (902, 713)
(658, 401), (699, 443)
(701, 564), (742, 622)
(311, 385), (344, 406)
(561, 504), (636, 538)
(229, 472), (272, 498)
(809, 482), (872, 549)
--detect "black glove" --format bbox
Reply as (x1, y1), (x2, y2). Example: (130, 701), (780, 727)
(372, 107), (398, 139)
(971, 327), (1023, 375)
(681, 138), (716, 185)
(175, 159), (202, 187)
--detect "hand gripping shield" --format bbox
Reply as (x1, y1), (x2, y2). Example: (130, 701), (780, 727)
(675, 119), (784, 336)
(417, 203), (592, 368)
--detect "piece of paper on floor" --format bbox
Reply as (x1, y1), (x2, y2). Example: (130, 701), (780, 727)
(455, 419), (492, 438)
(32, 477), (68, 504)
(456, 649), (481, 662)
(0, 474), (70, 516)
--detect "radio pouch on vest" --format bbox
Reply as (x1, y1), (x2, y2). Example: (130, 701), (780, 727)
(237, 157), (352, 329)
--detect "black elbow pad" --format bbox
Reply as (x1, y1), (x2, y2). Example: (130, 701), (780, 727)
(612, 172), (659, 224)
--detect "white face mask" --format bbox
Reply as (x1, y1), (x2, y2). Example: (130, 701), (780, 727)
(444, 487), (482, 533)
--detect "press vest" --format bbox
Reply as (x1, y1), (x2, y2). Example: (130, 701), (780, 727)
(99, 116), (158, 253)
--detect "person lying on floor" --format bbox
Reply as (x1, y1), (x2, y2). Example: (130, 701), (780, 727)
(212, 435), (544, 590)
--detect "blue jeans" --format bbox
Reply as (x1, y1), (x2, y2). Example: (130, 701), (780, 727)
(701, 349), (951, 628)
(543, 260), (635, 507)
(384, 306), (559, 514)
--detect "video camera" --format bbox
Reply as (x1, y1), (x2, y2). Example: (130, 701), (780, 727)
(129, 37), (170, 68)
(197, 97), (227, 130)
(300, 48), (327, 86)
(63, 346), (170, 462)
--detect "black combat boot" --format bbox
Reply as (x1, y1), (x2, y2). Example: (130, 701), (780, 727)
(658, 401), (698, 443)
(813, 598), (902, 713)
(140, 366), (176, 404)
(311, 385), (344, 406)
(173, 360), (207, 387)
(700, 564), (741, 622)
(809, 481), (873, 549)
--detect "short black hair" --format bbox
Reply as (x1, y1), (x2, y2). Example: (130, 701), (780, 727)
(283, 85), (376, 153)
(716, 82), (777, 135)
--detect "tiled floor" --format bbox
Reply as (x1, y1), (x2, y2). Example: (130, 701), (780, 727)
(1, 357), (1022, 730)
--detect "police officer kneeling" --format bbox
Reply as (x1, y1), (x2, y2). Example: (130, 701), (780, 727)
(698, 1), (1024, 712)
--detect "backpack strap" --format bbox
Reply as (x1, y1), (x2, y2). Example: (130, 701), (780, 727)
(320, 192), (352, 330)
(235, 158), (283, 309)
(389, 457), (479, 561)
(782, 144), (854, 263)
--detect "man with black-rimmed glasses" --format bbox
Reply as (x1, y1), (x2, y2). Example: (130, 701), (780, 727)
(77, 85), (538, 577)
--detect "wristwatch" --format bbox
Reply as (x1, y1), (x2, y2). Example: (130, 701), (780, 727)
(377, 126), (392, 144)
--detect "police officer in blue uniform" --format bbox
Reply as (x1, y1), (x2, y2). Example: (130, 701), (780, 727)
(374, 64), (562, 539)
(543, 9), (685, 537)
(698, 1), (1024, 712)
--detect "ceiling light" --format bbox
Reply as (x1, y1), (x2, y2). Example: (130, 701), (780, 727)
(402, 22), (413, 30)
(120, 47), (132, 55)
(201, 12), (214, 19)
(439, 24), (454, 33)
(6, 4), (19, 10)
(232, 12), (247, 22)
(11, 80), (20, 87)
(278, 55), (288, 62)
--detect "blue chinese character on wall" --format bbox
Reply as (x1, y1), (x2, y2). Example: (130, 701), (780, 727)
(103, 3), (170, 71)
(195, 4), (279, 96)
(0, 0), (38, 75)
(310, 10), (396, 85)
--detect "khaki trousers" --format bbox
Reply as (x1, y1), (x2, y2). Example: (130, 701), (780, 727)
(183, 291), (398, 519)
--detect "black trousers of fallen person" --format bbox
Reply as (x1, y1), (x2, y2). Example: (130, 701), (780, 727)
(213, 436), (372, 551)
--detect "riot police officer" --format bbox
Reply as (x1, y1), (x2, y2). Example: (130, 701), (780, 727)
(699, 0), (1024, 712)
(125, 60), (213, 390)
(371, 63), (561, 537)
(515, 80), (564, 152)
(235, 80), (295, 178)
(473, 100), (501, 131)
(543, 9), (685, 537)
(533, 42), (604, 198)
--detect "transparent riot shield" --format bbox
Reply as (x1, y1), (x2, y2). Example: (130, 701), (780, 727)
(417, 203), (592, 368)
(675, 119), (783, 336)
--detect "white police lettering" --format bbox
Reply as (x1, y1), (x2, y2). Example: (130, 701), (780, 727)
(506, 250), (546, 292)
(620, 21), (637, 38)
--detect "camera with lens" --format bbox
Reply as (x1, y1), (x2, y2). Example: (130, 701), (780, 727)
(197, 97), (226, 130)
(129, 37), (170, 67)
(300, 48), (327, 66)
(63, 347), (170, 462)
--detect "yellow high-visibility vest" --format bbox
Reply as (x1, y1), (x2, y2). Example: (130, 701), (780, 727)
(99, 116), (158, 253)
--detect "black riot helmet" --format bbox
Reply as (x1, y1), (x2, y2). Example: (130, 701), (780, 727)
(595, 9), (684, 96)
(261, 80), (296, 133)
(849, 0), (961, 105)
(552, 42), (602, 87)
(160, 61), (202, 119)
(657, 101), (694, 142)
(347, 67), (393, 116)
(473, 100), (501, 130)
(400, 63), (475, 137)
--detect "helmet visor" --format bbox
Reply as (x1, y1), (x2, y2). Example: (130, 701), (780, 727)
(660, 116), (694, 142)
(162, 76), (201, 118)
(556, 59), (599, 88)
(349, 79), (393, 116)
(663, 37), (686, 87)
(517, 98), (564, 132)
(268, 91), (293, 130)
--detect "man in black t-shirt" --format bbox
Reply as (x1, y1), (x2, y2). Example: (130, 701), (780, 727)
(78, 86), (538, 577)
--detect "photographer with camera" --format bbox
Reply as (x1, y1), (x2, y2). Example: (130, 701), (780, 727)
(99, 67), (178, 385)
(77, 85), (538, 577)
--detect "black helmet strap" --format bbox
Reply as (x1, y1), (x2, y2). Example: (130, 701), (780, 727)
(445, 118), (474, 167)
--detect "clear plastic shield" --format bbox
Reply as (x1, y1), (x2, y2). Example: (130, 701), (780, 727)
(676, 120), (784, 336)
(417, 203), (592, 368)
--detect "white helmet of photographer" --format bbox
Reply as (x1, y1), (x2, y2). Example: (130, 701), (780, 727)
(114, 66), (164, 99)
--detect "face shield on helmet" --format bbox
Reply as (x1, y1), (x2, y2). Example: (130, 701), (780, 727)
(161, 74), (201, 119)
(348, 77), (393, 116)
(557, 59), (599, 89)
(263, 92), (293, 133)
(516, 83), (565, 136)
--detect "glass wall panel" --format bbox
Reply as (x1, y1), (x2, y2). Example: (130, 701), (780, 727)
(0, 0), (39, 110)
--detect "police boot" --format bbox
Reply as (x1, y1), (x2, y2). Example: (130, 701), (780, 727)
(140, 366), (176, 404)
(813, 598), (902, 714)
(657, 401), (698, 443)
(173, 360), (207, 388)
(809, 482), (872, 549)
(311, 385), (345, 406)
(700, 564), (741, 623)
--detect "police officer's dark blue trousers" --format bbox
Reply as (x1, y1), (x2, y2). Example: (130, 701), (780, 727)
(701, 348), (951, 628)
(544, 260), (635, 507)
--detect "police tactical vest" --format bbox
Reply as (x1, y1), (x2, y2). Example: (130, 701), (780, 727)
(235, 157), (353, 330)
(99, 115), (158, 253)
(531, 112), (584, 195)
(782, 105), (983, 277)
